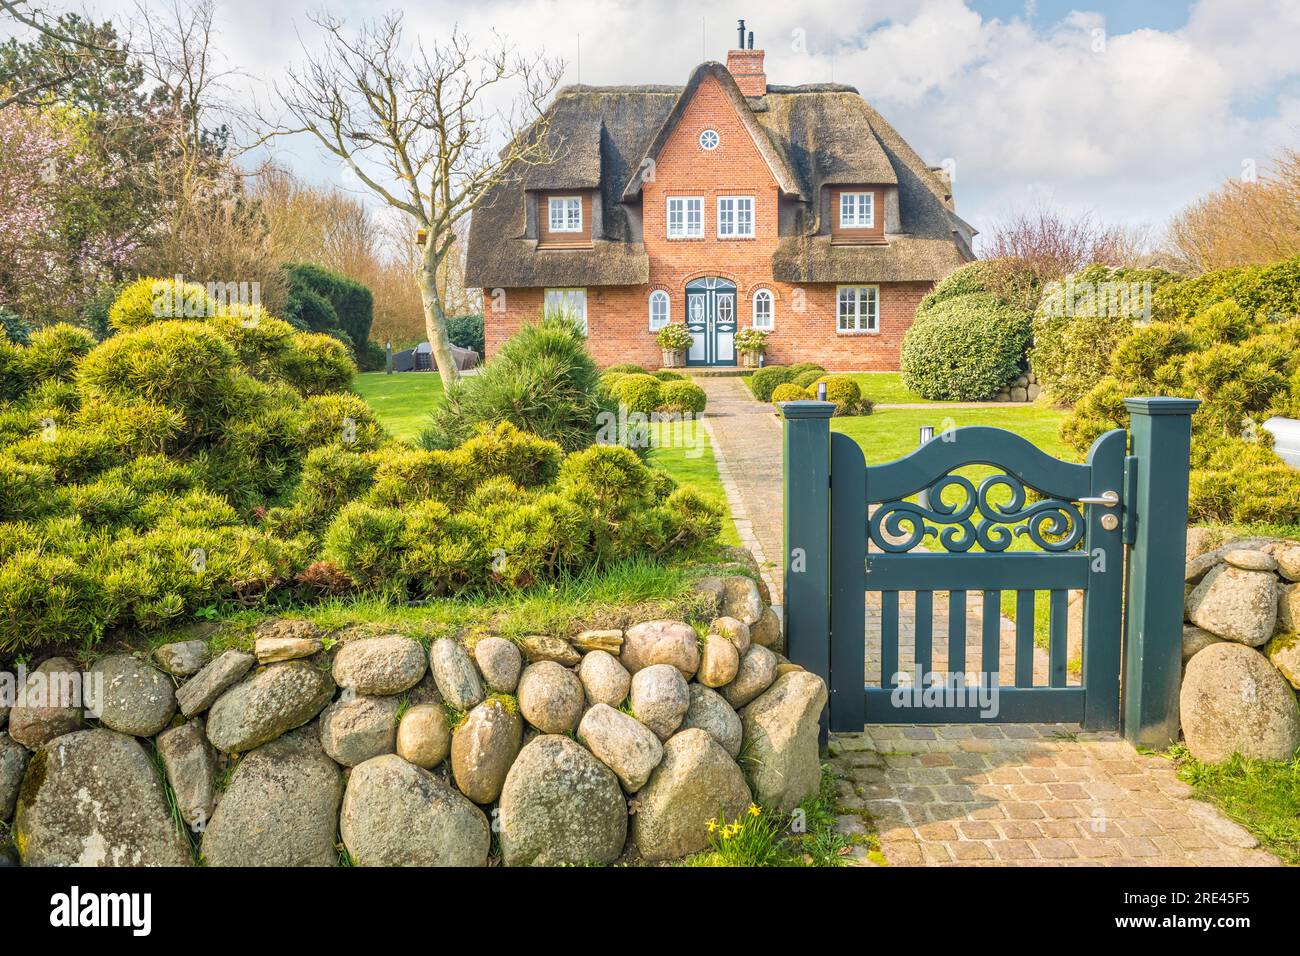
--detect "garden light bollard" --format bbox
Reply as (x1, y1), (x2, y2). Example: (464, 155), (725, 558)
(782, 400), (836, 742)
(917, 425), (935, 509)
(385, 339), (393, 374)
(1122, 396), (1199, 748)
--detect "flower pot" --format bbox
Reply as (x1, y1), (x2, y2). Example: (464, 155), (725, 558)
(662, 348), (686, 368)
(740, 350), (763, 368)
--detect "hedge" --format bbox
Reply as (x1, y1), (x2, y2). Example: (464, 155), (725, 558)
(284, 262), (375, 354)
(900, 293), (1033, 401)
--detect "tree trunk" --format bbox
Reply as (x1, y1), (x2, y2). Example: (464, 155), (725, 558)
(418, 241), (461, 390)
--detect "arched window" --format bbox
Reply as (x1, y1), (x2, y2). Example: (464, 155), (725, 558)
(648, 290), (670, 331)
(752, 288), (774, 330)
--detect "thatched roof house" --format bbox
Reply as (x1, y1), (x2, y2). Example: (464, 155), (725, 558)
(466, 30), (974, 371)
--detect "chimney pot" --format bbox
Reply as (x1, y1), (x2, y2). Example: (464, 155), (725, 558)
(726, 32), (766, 97)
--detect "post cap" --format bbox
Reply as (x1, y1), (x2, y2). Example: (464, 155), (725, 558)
(779, 400), (836, 420)
(1123, 396), (1201, 416)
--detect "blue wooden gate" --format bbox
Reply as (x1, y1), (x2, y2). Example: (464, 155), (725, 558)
(782, 398), (1199, 746)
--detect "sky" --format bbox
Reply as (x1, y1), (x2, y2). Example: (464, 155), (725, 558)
(47, 0), (1300, 243)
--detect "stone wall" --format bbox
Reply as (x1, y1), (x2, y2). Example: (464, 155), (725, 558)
(989, 371), (1041, 403)
(0, 569), (825, 867)
(1180, 532), (1300, 762)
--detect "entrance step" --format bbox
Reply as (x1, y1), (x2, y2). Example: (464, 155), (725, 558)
(666, 368), (750, 378)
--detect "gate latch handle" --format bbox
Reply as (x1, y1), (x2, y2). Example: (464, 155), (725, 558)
(1077, 490), (1119, 507)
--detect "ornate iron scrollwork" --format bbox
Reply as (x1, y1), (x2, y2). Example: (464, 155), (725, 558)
(869, 472), (1085, 553)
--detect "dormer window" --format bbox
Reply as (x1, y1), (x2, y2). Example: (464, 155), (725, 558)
(548, 196), (583, 233)
(839, 191), (874, 229)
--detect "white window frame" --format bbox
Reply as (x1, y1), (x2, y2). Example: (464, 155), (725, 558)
(717, 196), (755, 238)
(839, 191), (874, 229)
(666, 196), (704, 239)
(751, 288), (774, 330)
(544, 288), (588, 334)
(648, 290), (670, 331)
(699, 129), (720, 150)
(836, 285), (879, 333)
(547, 196), (583, 233)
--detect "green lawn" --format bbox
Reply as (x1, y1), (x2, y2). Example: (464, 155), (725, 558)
(1172, 746), (1300, 864)
(646, 420), (740, 546)
(842, 372), (953, 406)
(352, 371), (445, 443)
(830, 405), (1071, 465)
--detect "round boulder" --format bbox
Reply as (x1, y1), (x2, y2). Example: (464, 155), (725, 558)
(1265, 633), (1300, 689)
(620, 620), (700, 678)
(87, 654), (176, 737)
(429, 638), (485, 711)
(1186, 564), (1277, 646)
(720, 644), (780, 709)
(341, 754), (489, 866)
(1180, 641), (1300, 762)
(1223, 549), (1277, 572)
(205, 660), (335, 754)
(201, 726), (342, 866)
(7, 656), (84, 749)
(15, 729), (192, 866)
(679, 683), (743, 758)
(396, 703), (451, 769)
(577, 702), (664, 791)
(498, 735), (627, 866)
(473, 637), (522, 694)
(697, 633), (740, 688)
(1, 732), (30, 822)
(1182, 625), (1225, 666)
(451, 698), (523, 804)
(631, 728), (752, 862)
(517, 661), (584, 734)
(629, 663), (690, 741)
(578, 650), (631, 708)
(720, 576), (764, 626)
(749, 607), (783, 650)
(333, 635), (426, 696)
(320, 695), (400, 767)
(710, 616), (751, 654)
(153, 640), (210, 677)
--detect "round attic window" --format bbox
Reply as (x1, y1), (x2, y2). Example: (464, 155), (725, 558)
(699, 129), (720, 150)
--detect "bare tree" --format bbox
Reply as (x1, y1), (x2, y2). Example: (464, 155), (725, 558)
(272, 11), (562, 386)
(980, 202), (1143, 280)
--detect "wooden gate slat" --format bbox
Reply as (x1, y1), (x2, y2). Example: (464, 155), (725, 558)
(881, 590), (899, 688)
(1015, 590), (1035, 688)
(948, 590), (966, 677)
(982, 589), (1000, 686)
(915, 590), (933, 683)
(1049, 589), (1068, 688)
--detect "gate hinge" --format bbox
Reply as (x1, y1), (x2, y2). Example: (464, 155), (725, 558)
(1123, 455), (1138, 545)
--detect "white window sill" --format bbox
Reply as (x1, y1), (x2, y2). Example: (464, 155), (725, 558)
(836, 328), (880, 336)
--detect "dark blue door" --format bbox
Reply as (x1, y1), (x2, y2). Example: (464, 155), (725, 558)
(684, 277), (736, 367)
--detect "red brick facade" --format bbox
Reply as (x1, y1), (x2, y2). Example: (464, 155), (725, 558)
(483, 71), (936, 371)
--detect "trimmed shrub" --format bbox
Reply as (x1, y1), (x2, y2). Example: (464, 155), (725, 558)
(612, 373), (664, 415)
(605, 364), (647, 374)
(900, 294), (1033, 400)
(109, 277), (218, 331)
(300, 392), (385, 452)
(277, 332), (357, 396)
(446, 314), (485, 357)
(1154, 254), (1300, 322)
(1029, 265), (1183, 405)
(425, 316), (609, 452)
(658, 380), (706, 413)
(770, 383), (811, 403)
(284, 262), (375, 352)
(18, 323), (97, 384)
(653, 370), (685, 382)
(815, 375), (869, 416)
(792, 369), (823, 389)
(788, 362), (825, 376)
(749, 365), (795, 401)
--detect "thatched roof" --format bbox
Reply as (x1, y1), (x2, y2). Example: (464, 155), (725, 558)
(465, 63), (971, 289)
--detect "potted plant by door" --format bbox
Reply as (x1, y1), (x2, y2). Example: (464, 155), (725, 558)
(657, 323), (693, 368)
(735, 327), (769, 368)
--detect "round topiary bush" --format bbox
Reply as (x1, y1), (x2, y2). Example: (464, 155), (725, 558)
(749, 365), (795, 402)
(900, 294), (1033, 401)
(658, 380), (706, 413)
(109, 277), (218, 332)
(770, 382), (810, 404)
(605, 364), (646, 375)
(612, 373), (663, 415)
(19, 323), (97, 385)
(653, 370), (685, 382)
(792, 368), (823, 389)
(815, 375), (865, 416)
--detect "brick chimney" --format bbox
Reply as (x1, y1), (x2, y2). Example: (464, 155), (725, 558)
(727, 19), (766, 96)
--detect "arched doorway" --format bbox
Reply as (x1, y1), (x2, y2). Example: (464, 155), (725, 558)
(684, 277), (737, 367)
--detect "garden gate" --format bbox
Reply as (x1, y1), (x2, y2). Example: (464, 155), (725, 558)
(781, 397), (1198, 748)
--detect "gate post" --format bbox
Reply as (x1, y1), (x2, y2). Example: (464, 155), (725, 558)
(781, 401), (835, 713)
(1122, 397), (1199, 748)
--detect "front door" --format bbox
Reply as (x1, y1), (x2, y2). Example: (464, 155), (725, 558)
(684, 277), (737, 367)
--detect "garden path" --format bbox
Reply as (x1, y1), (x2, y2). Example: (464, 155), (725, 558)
(695, 375), (1280, 867)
